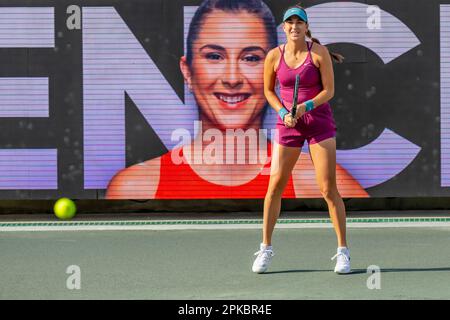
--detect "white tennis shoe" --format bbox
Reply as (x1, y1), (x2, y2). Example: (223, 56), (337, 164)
(331, 247), (351, 274)
(252, 244), (274, 273)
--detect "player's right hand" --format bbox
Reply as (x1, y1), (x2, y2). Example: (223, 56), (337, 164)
(284, 113), (297, 128)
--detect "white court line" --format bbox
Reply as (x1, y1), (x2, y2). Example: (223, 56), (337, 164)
(0, 221), (449, 232)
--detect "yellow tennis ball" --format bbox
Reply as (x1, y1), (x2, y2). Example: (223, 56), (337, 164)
(54, 198), (77, 220)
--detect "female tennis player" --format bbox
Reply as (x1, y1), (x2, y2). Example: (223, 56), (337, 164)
(252, 6), (352, 274)
(106, 0), (367, 201)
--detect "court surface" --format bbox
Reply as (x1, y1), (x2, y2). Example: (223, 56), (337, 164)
(0, 214), (449, 300)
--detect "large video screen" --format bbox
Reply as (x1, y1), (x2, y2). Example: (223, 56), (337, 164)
(0, 0), (447, 199)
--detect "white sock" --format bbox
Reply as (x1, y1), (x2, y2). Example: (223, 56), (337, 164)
(261, 243), (272, 251)
(337, 247), (349, 253)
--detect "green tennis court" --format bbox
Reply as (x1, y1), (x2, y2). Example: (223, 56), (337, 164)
(0, 213), (449, 300)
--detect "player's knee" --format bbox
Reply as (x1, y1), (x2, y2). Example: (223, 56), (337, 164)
(267, 175), (289, 197)
(320, 185), (339, 200)
(266, 188), (283, 199)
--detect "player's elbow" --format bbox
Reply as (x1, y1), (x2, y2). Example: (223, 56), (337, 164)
(264, 87), (278, 100)
(325, 88), (334, 100)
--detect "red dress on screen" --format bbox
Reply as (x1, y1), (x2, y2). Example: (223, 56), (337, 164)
(154, 141), (295, 199)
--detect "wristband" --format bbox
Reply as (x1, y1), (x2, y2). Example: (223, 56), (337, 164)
(278, 107), (289, 121)
(305, 100), (315, 112)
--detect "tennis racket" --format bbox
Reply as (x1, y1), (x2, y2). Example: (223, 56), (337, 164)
(291, 74), (300, 118)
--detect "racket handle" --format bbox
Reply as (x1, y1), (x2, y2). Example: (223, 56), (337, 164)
(292, 75), (300, 117)
(291, 106), (297, 118)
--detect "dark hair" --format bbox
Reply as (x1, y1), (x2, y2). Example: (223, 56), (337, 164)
(286, 4), (345, 63)
(186, 0), (278, 67)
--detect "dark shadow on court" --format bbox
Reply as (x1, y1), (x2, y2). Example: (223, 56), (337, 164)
(263, 269), (364, 275)
(264, 267), (450, 275)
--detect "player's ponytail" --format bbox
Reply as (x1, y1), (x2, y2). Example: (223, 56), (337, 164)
(305, 29), (345, 63)
(289, 4), (345, 63)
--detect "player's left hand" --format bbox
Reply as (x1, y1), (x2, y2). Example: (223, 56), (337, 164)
(294, 104), (307, 120)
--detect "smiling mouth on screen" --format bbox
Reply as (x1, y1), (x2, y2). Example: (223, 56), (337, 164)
(214, 93), (250, 109)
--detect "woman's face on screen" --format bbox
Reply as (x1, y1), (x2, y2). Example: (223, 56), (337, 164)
(187, 10), (269, 130)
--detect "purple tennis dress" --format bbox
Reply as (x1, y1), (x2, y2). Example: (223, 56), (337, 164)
(275, 41), (336, 148)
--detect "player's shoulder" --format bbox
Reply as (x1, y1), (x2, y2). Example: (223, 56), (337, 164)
(267, 46), (282, 62)
(310, 41), (328, 56)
